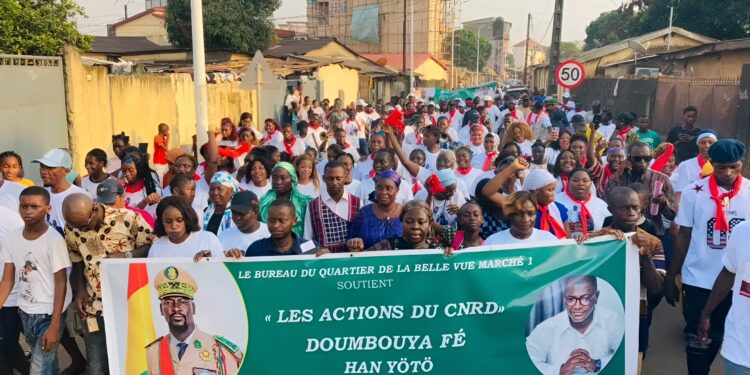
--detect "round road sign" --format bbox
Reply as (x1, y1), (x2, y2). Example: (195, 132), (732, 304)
(555, 60), (586, 89)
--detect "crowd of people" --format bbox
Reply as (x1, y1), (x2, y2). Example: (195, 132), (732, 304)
(0, 83), (748, 375)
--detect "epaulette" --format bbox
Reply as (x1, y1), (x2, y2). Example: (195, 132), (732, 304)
(215, 335), (243, 360)
(145, 336), (164, 349)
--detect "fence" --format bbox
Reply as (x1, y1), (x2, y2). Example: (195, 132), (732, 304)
(652, 76), (740, 138)
(0, 55), (69, 184)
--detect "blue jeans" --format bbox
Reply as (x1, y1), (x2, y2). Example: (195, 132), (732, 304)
(19, 310), (65, 375)
(724, 357), (750, 375)
(0, 306), (24, 374)
(82, 315), (109, 375)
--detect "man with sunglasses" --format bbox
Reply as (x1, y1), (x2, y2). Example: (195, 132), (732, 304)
(604, 142), (676, 237)
(526, 275), (624, 375)
(62, 192), (153, 374)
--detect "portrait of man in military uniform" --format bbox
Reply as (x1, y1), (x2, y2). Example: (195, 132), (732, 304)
(146, 266), (244, 375)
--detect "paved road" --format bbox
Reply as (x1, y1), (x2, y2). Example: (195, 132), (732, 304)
(47, 301), (723, 374)
(642, 300), (724, 374)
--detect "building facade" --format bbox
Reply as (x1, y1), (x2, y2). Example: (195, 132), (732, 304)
(306, 0), (457, 61)
(462, 17), (511, 78)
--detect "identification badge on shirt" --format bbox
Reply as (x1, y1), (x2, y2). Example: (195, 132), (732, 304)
(300, 240), (316, 253)
(740, 280), (750, 298)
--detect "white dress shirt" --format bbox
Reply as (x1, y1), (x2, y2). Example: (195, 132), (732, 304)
(526, 307), (624, 375)
(304, 189), (362, 241)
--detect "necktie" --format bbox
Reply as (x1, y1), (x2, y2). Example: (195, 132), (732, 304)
(177, 342), (188, 360)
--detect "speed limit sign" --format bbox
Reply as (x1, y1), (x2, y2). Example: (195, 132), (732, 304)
(555, 60), (586, 89)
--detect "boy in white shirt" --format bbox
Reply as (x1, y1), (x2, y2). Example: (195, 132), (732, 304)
(0, 187), (72, 373)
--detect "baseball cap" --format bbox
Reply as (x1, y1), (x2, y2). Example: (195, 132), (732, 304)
(483, 95), (493, 102)
(544, 97), (559, 105)
(230, 190), (259, 213)
(356, 99), (367, 106)
(562, 92), (571, 98)
(96, 179), (124, 204)
(32, 148), (72, 169)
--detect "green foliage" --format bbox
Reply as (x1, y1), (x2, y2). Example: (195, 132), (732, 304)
(560, 41), (583, 59)
(584, 0), (750, 50)
(449, 29), (492, 71)
(0, 0), (92, 56)
(165, 0), (281, 53)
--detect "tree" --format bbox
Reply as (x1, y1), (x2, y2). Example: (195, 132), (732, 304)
(506, 53), (515, 68)
(560, 41), (583, 59)
(166, 0), (281, 53)
(584, 0), (750, 50)
(0, 0), (92, 55)
(448, 29), (491, 71)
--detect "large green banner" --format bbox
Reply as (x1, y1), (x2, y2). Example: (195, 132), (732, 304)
(432, 82), (498, 101)
(102, 238), (639, 375)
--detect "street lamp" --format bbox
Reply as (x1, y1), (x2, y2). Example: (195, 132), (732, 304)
(476, 24), (490, 86)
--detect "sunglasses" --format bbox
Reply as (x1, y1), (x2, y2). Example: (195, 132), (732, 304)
(631, 156), (652, 163)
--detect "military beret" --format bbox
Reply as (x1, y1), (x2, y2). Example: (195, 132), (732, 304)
(708, 139), (746, 164)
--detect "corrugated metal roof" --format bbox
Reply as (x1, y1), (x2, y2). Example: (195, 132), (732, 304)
(290, 55), (399, 77)
(572, 27), (717, 63)
(91, 36), (185, 54)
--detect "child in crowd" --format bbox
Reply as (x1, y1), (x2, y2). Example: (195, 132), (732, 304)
(0, 151), (35, 187)
(152, 123), (170, 179)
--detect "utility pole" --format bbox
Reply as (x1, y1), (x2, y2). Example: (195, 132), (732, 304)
(667, 6), (674, 51)
(191, 0), (209, 148)
(547, 0), (564, 95)
(523, 13), (531, 86)
(124, 5), (128, 19)
(409, 0), (414, 92)
(403, 0), (408, 93)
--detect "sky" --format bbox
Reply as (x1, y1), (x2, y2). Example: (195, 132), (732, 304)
(74, 0), (621, 46)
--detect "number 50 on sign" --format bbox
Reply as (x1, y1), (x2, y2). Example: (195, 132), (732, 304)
(555, 60), (586, 89)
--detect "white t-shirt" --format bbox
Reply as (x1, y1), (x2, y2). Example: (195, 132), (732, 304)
(272, 137), (307, 158)
(345, 179), (361, 196)
(720, 220), (750, 368)
(106, 157), (121, 174)
(555, 192), (610, 235)
(148, 231), (224, 259)
(47, 184), (87, 234)
(0, 227), (72, 314)
(596, 123), (616, 141)
(352, 157), (374, 182)
(239, 179), (272, 199)
(672, 157), (704, 193)
(456, 168), (483, 196)
(0, 180), (25, 212)
(297, 181), (319, 197)
(219, 224), (270, 252)
(413, 167), (466, 226)
(344, 118), (364, 145)
(517, 140), (534, 159)
(485, 228), (557, 245)
(0, 208), (24, 307)
(675, 177), (750, 289)
(414, 146), (441, 173)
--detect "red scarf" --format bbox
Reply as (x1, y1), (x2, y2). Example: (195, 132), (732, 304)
(565, 189), (592, 236)
(482, 151), (498, 172)
(616, 126), (632, 141)
(263, 130), (277, 143)
(537, 204), (567, 239)
(283, 137), (297, 156)
(559, 175), (569, 192)
(412, 177), (422, 194)
(415, 131), (423, 145)
(697, 154), (710, 178)
(449, 109), (457, 121)
(425, 174), (447, 195)
(192, 173), (201, 181)
(347, 118), (361, 132)
(651, 144), (675, 173)
(309, 122), (321, 130)
(708, 174), (743, 231)
(456, 167), (472, 176)
(508, 108), (518, 120)
(124, 180), (144, 193)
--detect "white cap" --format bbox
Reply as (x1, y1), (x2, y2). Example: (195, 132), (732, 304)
(33, 148), (72, 169)
(356, 99), (367, 106)
(521, 169), (556, 191)
(562, 92), (571, 98)
(456, 99), (465, 107)
(483, 95), (493, 102)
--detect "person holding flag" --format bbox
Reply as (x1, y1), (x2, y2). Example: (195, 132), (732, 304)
(146, 266), (243, 375)
(664, 139), (750, 374)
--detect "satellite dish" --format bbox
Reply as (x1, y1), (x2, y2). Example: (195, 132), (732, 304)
(375, 58), (388, 66)
(627, 40), (648, 56)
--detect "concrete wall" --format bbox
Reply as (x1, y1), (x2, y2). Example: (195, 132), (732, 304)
(0, 55), (69, 184)
(317, 64), (360, 105)
(64, 47), (255, 173)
